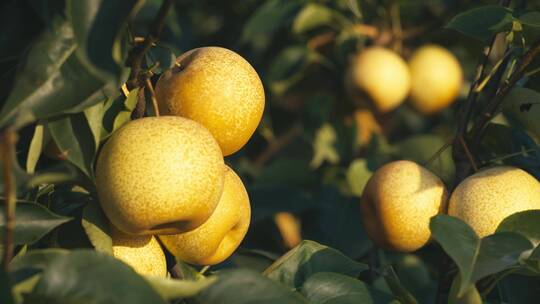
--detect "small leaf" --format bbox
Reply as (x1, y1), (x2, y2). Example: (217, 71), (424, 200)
(26, 123), (49, 174)
(301, 272), (394, 304)
(241, 0), (303, 43)
(518, 11), (540, 28)
(448, 276), (482, 304)
(145, 275), (216, 300)
(310, 123), (340, 169)
(0, 203), (71, 245)
(197, 269), (308, 304)
(263, 240), (368, 289)
(82, 202), (113, 255)
(146, 45), (177, 74)
(346, 159), (372, 197)
(446, 5), (514, 41)
(47, 111), (99, 179)
(430, 215), (532, 296)
(497, 210), (540, 247)
(112, 88), (139, 132)
(293, 4), (348, 34)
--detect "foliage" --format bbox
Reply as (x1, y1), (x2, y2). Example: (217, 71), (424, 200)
(1, 0), (540, 303)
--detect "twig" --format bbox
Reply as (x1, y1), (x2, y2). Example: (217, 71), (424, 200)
(458, 135), (478, 172)
(1, 128), (17, 271)
(254, 124), (302, 167)
(126, 0), (173, 90)
(470, 38), (540, 143)
(145, 77), (160, 116)
(389, 3), (402, 54)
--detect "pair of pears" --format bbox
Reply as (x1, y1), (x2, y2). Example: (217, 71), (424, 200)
(96, 47), (265, 276)
(362, 160), (540, 252)
(351, 45), (463, 114)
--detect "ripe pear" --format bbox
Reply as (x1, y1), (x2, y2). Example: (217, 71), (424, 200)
(95, 116), (225, 235)
(111, 227), (167, 277)
(155, 46), (265, 156)
(408, 45), (463, 114)
(448, 166), (540, 237)
(503, 87), (540, 140)
(361, 160), (448, 252)
(160, 166), (251, 265)
(350, 47), (410, 113)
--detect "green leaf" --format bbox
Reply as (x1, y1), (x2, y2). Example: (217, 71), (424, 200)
(518, 11), (540, 28)
(502, 87), (540, 140)
(292, 3), (349, 34)
(448, 276), (482, 304)
(430, 215), (532, 297)
(28, 250), (166, 304)
(310, 123), (340, 169)
(144, 275), (216, 300)
(392, 135), (454, 185)
(446, 5), (514, 41)
(67, 0), (142, 80)
(301, 272), (394, 304)
(26, 123), (49, 174)
(0, 17), (122, 129)
(497, 210), (540, 247)
(146, 45), (177, 74)
(0, 203), (71, 245)
(12, 275), (40, 304)
(241, 0), (304, 43)
(11, 249), (69, 272)
(263, 240), (368, 289)
(113, 89), (139, 131)
(47, 111), (99, 179)
(0, 268), (14, 304)
(197, 269), (308, 304)
(82, 202), (113, 255)
(346, 159), (372, 197)
(382, 266), (418, 304)
(255, 157), (315, 188)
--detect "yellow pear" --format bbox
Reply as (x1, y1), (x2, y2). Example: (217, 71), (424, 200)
(448, 166), (540, 237)
(408, 45), (463, 114)
(155, 46), (265, 156)
(361, 160), (448, 252)
(111, 226), (167, 277)
(160, 166), (251, 265)
(350, 47), (410, 113)
(95, 116), (224, 235)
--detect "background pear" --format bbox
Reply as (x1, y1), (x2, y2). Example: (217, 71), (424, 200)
(160, 165), (251, 265)
(448, 166), (540, 237)
(95, 116), (225, 235)
(155, 46), (265, 156)
(408, 44), (463, 114)
(350, 47), (410, 113)
(361, 160), (448, 252)
(111, 227), (167, 277)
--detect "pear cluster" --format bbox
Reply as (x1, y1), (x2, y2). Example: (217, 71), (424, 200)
(95, 47), (264, 276)
(350, 45), (463, 115)
(361, 161), (540, 252)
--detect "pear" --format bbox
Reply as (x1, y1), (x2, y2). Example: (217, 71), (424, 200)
(155, 46), (265, 156)
(160, 166), (251, 265)
(95, 116), (224, 235)
(448, 166), (540, 237)
(361, 160), (448, 252)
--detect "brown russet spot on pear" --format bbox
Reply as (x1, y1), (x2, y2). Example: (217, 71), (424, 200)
(160, 166), (251, 265)
(361, 160), (448, 252)
(448, 166), (540, 237)
(408, 45), (463, 114)
(350, 47), (410, 113)
(111, 226), (167, 277)
(95, 116), (225, 235)
(155, 46), (265, 156)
